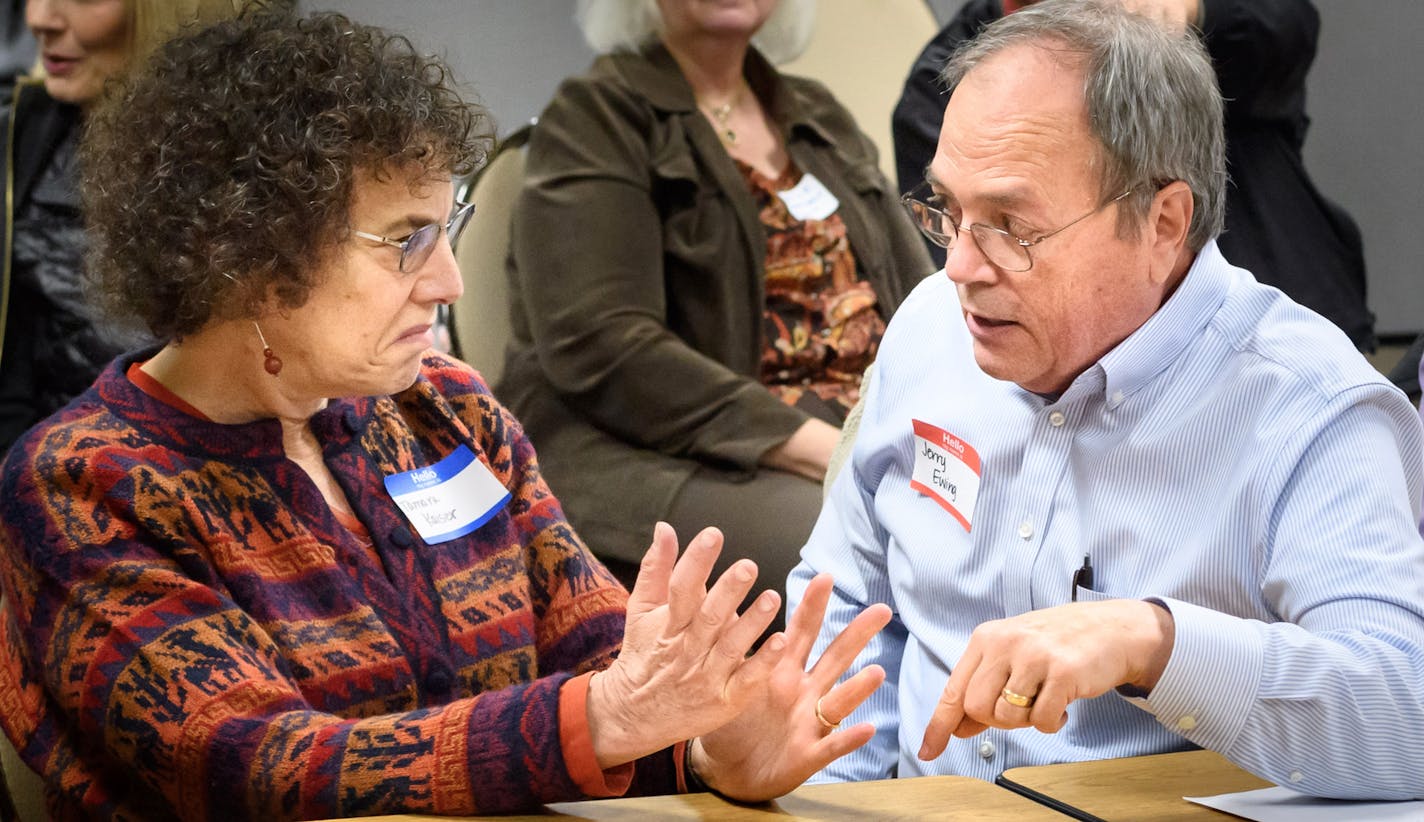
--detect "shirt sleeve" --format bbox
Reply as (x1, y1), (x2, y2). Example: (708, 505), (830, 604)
(1418, 354), (1424, 535)
(1134, 386), (1424, 800)
(790, 362), (906, 783)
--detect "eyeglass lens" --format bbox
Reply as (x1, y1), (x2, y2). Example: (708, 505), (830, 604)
(901, 198), (1031, 272)
(399, 205), (475, 273)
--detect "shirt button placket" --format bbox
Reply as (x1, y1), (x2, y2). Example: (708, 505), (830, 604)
(1009, 402), (1076, 614)
(1005, 405), (1063, 613)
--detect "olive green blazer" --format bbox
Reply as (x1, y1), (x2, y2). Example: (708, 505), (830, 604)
(498, 43), (933, 558)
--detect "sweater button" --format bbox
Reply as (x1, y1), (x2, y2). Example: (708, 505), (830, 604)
(390, 529), (414, 549)
(425, 669), (452, 697)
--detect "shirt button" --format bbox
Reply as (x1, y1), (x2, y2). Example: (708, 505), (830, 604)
(978, 740), (996, 759)
(1048, 411), (1065, 427)
(1018, 520), (1033, 540)
(1288, 770), (1304, 783)
(1177, 715), (1198, 731)
(1110, 390), (1125, 406)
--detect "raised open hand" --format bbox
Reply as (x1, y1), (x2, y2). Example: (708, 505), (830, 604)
(586, 522), (786, 768)
(690, 573), (892, 801)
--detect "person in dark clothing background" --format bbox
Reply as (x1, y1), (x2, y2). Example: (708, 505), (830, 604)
(0, 0), (35, 100)
(892, 0), (1376, 352)
(0, 0), (247, 453)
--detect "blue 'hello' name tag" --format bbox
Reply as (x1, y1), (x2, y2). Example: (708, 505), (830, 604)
(383, 444), (510, 545)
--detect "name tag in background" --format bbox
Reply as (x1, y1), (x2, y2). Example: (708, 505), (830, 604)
(384, 445), (510, 545)
(909, 419), (982, 532)
(776, 172), (840, 221)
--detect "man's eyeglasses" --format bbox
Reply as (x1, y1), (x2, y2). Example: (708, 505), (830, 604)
(900, 183), (1131, 273)
(352, 201), (475, 274)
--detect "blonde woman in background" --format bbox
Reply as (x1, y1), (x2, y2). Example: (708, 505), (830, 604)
(500, 0), (932, 622)
(0, 0), (249, 452)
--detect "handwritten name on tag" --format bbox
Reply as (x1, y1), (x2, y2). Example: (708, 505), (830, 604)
(384, 445), (510, 545)
(909, 419), (982, 532)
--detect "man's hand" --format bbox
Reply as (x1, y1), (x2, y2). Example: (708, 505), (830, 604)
(587, 523), (785, 769)
(919, 599), (1175, 760)
(692, 573), (892, 801)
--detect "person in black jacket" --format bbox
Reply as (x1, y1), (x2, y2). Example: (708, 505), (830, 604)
(0, 0), (246, 452)
(892, 0), (1375, 352)
(0, 0), (35, 101)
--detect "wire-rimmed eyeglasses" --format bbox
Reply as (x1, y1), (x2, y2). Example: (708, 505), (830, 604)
(900, 183), (1131, 273)
(352, 201), (475, 274)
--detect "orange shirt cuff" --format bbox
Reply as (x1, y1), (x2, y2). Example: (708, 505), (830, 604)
(673, 739), (690, 793)
(558, 672), (634, 798)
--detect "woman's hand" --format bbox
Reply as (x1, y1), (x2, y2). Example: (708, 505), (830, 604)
(760, 418), (841, 483)
(586, 522), (786, 769)
(689, 573), (892, 802)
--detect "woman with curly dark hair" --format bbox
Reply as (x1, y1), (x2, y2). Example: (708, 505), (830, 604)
(0, 9), (889, 820)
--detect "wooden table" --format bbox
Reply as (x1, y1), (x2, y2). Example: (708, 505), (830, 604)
(997, 749), (1273, 821)
(352, 774), (1065, 821)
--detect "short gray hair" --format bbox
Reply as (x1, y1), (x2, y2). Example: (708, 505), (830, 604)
(941, 0), (1225, 250)
(575, 0), (816, 65)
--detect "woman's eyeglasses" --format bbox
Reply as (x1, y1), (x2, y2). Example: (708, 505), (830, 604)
(352, 201), (476, 274)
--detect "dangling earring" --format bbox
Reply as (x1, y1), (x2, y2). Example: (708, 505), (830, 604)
(253, 322), (282, 376)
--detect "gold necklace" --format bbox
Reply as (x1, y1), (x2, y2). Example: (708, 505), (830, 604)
(700, 86), (745, 145)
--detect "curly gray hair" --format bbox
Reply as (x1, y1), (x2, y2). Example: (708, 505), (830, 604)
(575, 0), (816, 65)
(942, 0), (1225, 250)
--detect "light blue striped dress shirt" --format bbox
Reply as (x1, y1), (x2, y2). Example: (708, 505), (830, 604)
(791, 241), (1424, 799)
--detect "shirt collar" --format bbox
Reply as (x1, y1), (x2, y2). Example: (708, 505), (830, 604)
(1093, 240), (1235, 405)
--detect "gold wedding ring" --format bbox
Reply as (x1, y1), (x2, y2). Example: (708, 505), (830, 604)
(1001, 687), (1036, 708)
(815, 696), (841, 730)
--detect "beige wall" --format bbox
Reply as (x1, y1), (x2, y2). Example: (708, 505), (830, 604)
(781, 0), (938, 180)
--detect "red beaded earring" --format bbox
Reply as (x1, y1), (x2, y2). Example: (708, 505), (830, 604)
(253, 322), (282, 377)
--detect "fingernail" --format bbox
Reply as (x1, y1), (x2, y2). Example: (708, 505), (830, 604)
(736, 563), (754, 582)
(766, 634), (786, 651)
(654, 521), (670, 540)
(918, 743), (930, 760)
(759, 593), (776, 611)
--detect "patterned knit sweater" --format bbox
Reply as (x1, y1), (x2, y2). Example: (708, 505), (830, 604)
(0, 351), (679, 819)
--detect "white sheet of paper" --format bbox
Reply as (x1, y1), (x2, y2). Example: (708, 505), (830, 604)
(1185, 786), (1424, 821)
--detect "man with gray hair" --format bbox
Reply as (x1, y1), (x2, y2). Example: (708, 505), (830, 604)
(789, 0), (1424, 799)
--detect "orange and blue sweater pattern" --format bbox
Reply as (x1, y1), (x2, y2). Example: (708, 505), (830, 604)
(0, 351), (676, 819)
